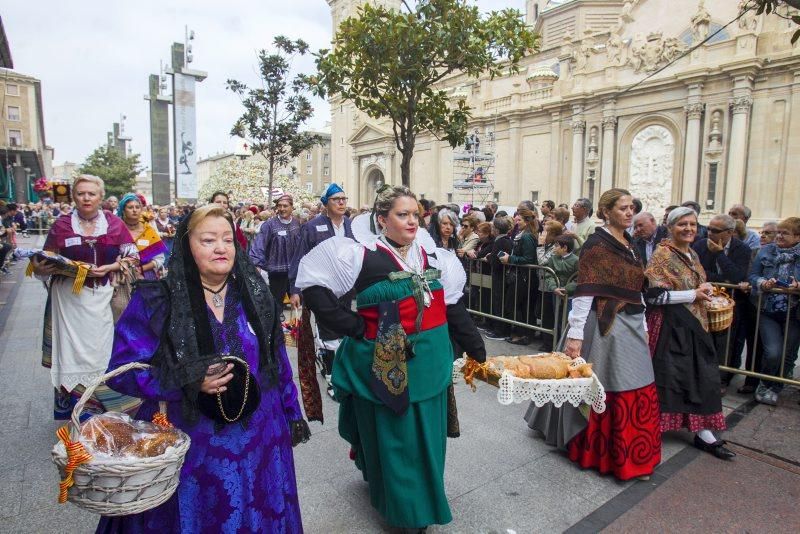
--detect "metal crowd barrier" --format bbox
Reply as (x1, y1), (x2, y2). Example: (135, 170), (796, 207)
(712, 282), (800, 388)
(463, 258), (572, 352)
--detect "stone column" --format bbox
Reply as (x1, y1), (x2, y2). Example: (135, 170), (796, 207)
(549, 111), (561, 200)
(351, 155), (360, 204)
(570, 110), (586, 201)
(600, 116), (616, 193)
(682, 102), (705, 202)
(725, 95), (753, 206)
(508, 118), (522, 201)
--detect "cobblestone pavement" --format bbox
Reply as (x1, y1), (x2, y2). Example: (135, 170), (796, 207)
(0, 236), (775, 533)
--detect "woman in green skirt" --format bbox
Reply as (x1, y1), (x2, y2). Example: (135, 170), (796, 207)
(296, 185), (486, 531)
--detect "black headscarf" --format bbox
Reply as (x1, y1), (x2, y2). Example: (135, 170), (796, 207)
(145, 210), (281, 423)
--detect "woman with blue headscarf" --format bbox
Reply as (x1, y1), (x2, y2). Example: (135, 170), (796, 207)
(117, 193), (168, 280)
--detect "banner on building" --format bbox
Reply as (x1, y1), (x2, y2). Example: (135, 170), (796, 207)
(173, 73), (197, 199)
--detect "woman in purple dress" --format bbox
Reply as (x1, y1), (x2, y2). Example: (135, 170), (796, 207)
(98, 204), (309, 533)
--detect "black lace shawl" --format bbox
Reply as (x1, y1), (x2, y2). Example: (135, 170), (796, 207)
(143, 213), (281, 423)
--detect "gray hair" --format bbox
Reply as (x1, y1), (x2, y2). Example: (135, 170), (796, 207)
(667, 206), (697, 227)
(711, 214), (736, 231)
(493, 215), (512, 235)
(729, 204), (752, 221)
(762, 221), (778, 229)
(575, 197), (593, 216)
(72, 174), (106, 199)
(633, 212), (656, 225)
(438, 208), (459, 228)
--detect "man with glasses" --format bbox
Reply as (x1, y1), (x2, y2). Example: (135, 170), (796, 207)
(692, 214), (752, 392)
(759, 221), (778, 247)
(288, 183), (355, 407)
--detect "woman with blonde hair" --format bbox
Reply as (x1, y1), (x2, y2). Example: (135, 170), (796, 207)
(100, 204), (309, 532)
(31, 175), (140, 419)
(297, 185), (485, 530)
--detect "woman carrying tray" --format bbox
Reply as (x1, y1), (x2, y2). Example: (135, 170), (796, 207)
(525, 188), (661, 481)
(98, 204), (310, 532)
(644, 207), (735, 460)
(296, 185), (486, 531)
(31, 175), (140, 419)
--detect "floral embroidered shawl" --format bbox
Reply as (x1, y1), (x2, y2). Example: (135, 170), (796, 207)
(645, 240), (709, 331)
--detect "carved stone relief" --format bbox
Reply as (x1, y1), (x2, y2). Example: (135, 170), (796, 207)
(629, 125), (675, 215)
(629, 32), (687, 73)
(359, 153), (386, 174)
(738, 0), (759, 32)
(684, 102), (705, 120)
(730, 95), (753, 114)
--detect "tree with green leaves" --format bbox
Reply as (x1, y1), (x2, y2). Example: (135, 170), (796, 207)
(227, 36), (321, 204)
(314, 0), (538, 187)
(751, 0), (800, 43)
(78, 145), (141, 198)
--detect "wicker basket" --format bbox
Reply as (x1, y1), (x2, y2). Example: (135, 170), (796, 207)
(707, 289), (735, 333)
(51, 362), (191, 516)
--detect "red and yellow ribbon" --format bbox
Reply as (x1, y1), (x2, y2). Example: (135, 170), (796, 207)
(56, 425), (93, 504)
(151, 411), (173, 428)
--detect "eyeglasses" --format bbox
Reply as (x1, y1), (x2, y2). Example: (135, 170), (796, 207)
(760, 231), (776, 236)
(328, 197), (348, 204)
(461, 223), (470, 228)
(776, 231), (799, 237)
(707, 227), (731, 234)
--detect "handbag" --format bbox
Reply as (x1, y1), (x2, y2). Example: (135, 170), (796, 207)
(111, 262), (139, 323)
(197, 355), (261, 425)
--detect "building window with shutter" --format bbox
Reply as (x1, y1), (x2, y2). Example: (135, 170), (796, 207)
(323, 167), (329, 176)
(7, 106), (20, 121)
(306, 153), (312, 160)
(8, 130), (23, 147)
(306, 165), (312, 175)
(5, 83), (19, 96)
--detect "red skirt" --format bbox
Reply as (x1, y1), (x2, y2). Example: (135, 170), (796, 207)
(568, 383), (662, 480)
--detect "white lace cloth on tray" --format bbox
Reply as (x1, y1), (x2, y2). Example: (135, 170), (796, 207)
(453, 357), (607, 414)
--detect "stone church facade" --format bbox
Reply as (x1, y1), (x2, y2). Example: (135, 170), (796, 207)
(326, 0), (800, 224)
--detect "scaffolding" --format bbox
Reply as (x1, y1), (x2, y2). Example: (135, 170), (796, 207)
(451, 127), (496, 206)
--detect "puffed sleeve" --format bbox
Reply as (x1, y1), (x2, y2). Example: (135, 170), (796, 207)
(296, 237), (363, 298)
(298, 237), (365, 339)
(433, 248), (486, 362)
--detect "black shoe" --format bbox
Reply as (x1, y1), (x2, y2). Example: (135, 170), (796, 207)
(506, 336), (530, 346)
(326, 386), (337, 402)
(484, 331), (508, 341)
(737, 384), (756, 395)
(693, 436), (736, 460)
(0, 267), (9, 274)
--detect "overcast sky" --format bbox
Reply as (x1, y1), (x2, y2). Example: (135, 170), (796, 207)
(3, 0), (525, 169)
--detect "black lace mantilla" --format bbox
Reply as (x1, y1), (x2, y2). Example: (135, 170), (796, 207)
(143, 213), (281, 423)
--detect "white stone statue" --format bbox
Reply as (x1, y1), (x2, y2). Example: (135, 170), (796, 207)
(738, 0), (759, 32)
(629, 33), (647, 72)
(606, 32), (624, 66)
(691, 0), (711, 43)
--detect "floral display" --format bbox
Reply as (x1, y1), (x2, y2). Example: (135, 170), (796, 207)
(33, 177), (53, 193)
(198, 159), (316, 205)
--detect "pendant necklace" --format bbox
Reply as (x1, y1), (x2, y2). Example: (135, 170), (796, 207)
(379, 236), (434, 307)
(203, 280), (228, 308)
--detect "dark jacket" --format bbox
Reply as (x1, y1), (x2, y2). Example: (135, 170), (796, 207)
(632, 226), (668, 267)
(692, 237), (751, 285)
